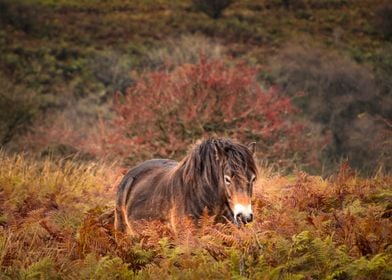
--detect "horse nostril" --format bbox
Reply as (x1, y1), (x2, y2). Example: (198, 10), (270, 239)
(242, 213), (253, 224)
(235, 213), (254, 224)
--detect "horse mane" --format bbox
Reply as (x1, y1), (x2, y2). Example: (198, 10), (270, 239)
(169, 138), (257, 219)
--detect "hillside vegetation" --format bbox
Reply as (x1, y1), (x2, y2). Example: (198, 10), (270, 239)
(0, 152), (391, 278)
(0, 0), (391, 173)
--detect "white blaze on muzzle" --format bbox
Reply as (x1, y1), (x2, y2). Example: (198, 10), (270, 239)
(233, 203), (253, 221)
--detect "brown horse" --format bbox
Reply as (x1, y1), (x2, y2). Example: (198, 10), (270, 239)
(114, 138), (257, 235)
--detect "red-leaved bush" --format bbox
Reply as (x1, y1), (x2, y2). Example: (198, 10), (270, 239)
(23, 58), (325, 170)
(94, 58), (324, 169)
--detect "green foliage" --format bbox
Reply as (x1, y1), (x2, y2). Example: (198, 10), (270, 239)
(88, 50), (134, 93)
(192, 0), (235, 19)
(1, 257), (59, 280)
(21, 257), (59, 280)
(76, 254), (135, 280)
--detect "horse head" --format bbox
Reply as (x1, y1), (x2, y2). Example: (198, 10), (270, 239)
(214, 140), (257, 226)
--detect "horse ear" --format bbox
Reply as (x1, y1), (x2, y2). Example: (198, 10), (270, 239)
(247, 142), (256, 155)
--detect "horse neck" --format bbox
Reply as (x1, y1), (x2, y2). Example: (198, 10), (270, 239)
(172, 158), (224, 218)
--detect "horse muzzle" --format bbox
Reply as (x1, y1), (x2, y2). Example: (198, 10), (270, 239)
(233, 203), (253, 225)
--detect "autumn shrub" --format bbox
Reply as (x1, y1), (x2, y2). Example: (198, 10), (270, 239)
(192, 0), (235, 19)
(26, 57), (324, 170)
(90, 58), (322, 170)
(268, 43), (390, 172)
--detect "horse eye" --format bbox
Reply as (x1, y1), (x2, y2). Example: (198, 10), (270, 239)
(224, 175), (231, 185)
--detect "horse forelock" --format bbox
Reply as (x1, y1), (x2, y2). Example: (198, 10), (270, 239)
(225, 142), (257, 178)
(180, 139), (222, 189)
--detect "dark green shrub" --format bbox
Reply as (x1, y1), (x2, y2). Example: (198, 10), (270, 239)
(0, 0), (55, 37)
(0, 76), (40, 146)
(88, 51), (134, 94)
(374, 2), (392, 40)
(192, 0), (234, 19)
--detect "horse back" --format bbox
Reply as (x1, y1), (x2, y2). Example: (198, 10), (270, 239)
(115, 159), (177, 233)
(116, 159), (176, 204)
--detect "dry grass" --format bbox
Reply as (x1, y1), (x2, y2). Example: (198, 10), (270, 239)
(0, 153), (391, 279)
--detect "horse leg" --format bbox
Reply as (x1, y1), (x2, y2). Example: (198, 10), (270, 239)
(115, 176), (137, 240)
(114, 205), (126, 241)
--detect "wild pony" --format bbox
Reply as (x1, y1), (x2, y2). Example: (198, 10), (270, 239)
(114, 138), (257, 235)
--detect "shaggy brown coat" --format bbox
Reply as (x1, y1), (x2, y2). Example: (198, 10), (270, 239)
(115, 138), (257, 235)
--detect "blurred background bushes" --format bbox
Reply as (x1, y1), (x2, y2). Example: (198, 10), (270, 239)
(268, 43), (391, 171)
(0, 0), (390, 174)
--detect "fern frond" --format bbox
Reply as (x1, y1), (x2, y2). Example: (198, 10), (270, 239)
(21, 257), (59, 280)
